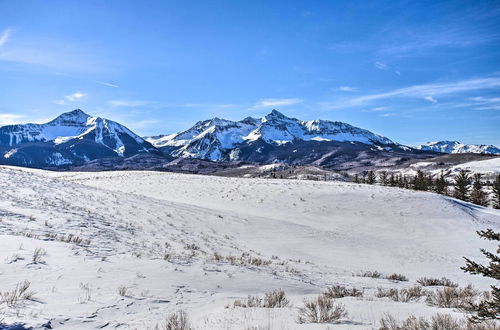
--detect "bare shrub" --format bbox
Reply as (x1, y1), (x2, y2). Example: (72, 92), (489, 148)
(426, 285), (478, 310)
(357, 270), (382, 278)
(417, 277), (458, 287)
(379, 313), (499, 330)
(117, 286), (129, 297)
(386, 273), (409, 282)
(78, 283), (92, 303)
(232, 290), (288, 308)
(32, 248), (47, 264)
(0, 280), (36, 307)
(163, 310), (192, 330)
(297, 295), (347, 324)
(376, 286), (426, 303)
(323, 285), (363, 299)
(379, 313), (429, 329)
(264, 289), (289, 308)
(247, 295), (262, 308)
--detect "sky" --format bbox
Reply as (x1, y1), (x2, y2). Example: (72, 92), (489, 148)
(0, 0), (499, 146)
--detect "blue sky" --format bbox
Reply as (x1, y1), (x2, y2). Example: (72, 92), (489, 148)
(0, 0), (499, 146)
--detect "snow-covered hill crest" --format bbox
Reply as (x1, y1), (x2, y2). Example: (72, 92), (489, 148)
(416, 141), (500, 155)
(147, 109), (396, 160)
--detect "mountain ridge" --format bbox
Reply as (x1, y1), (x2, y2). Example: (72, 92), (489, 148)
(416, 140), (500, 155)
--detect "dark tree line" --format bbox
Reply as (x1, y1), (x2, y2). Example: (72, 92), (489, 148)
(354, 169), (500, 209)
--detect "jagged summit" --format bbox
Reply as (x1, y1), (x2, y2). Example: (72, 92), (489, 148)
(48, 109), (92, 126)
(146, 110), (398, 161)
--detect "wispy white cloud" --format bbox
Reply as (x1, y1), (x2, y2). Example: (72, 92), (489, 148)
(252, 98), (303, 109)
(97, 81), (119, 88)
(0, 113), (24, 126)
(375, 61), (389, 70)
(108, 100), (149, 107)
(0, 28), (12, 47)
(337, 86), (356, 92)
(54, 92), (86, 105)
(424, 96), (438, 103)
(349, 76), (500, 105)
(65, 92), (86, 102)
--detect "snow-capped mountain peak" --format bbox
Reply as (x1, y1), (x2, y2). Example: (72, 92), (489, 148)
(415, 141), (500, 155)
(48, 109), (92, 126)
(0, 109), (158, 167)
(146, 110), (397, 161)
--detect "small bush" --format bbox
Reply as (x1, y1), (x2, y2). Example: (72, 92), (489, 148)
(232, 290), (288, 308)
(417, 277), (458, 287)
(163, 310), (192, 330)
(323, 285), (363, 299)
(246, 295), (262, 308)
(376, 286), (426, 303)
(264, 289), (289, 308)
(0, 280), (36, 307)
(117, 286), (129, 297)
(386, 273), (409, 282)
(426, 285), (478, 310)
(358, 270), (382, 278)
(32, 248), (47, 264)
(378, 313), (498, 330)
(298, 295), (348, 324)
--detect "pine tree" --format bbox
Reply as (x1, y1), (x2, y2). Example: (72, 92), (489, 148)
(389, 173), (397, 187)
(403, 175), (410, 189)
(462, 229), (500, 322)
(379, 171), (388, 186)
(454, 169), (471, 201)
(412, 170), (428, 191)
(397, 174), (405, 188)
(492, 175), (500, 209)
(435, 171), (448, 195)
(354, 174), (360, 184)
(470, 173), (487, 206)
(366, 171), (376, 185)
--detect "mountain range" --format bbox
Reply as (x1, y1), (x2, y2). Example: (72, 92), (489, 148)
(415, 141), (500, 155)
(0, 109), (497, 169)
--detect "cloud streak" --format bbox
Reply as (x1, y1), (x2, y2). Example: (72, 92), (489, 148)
(348, 76), (500, 105)
(252, 98), (303, 109)
(108, 100), (149, 107)
(0, 28), (11, 47)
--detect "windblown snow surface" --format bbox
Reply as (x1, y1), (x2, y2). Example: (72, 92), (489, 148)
(0, 167), (499, 329)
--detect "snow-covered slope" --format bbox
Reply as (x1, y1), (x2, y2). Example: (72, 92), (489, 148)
(416, 141), (500, 155)
(146, 110), (395, 161)
(1, 166), (498, 329)
(0, 109), (159, 167)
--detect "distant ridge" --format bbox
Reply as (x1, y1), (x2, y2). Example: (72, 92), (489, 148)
(416, 141), (500, 155)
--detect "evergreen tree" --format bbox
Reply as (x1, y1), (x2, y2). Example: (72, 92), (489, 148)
(389, 173), (397, 187)
(412, 170), (428, 191)
(492, 175), (500, 209)
(462, 229), (500, 322)
(397, 174), (405, 188)
(470, 173), (487, 206)
(403, 175), (410, 189)
(435, 171), (448, 195)
(354, 174), (360, 184)
(426, 174), (434, 191)
(454, 169), (471, 201)
(379, 171), (388, 186)
(366, 171), (376, 185)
